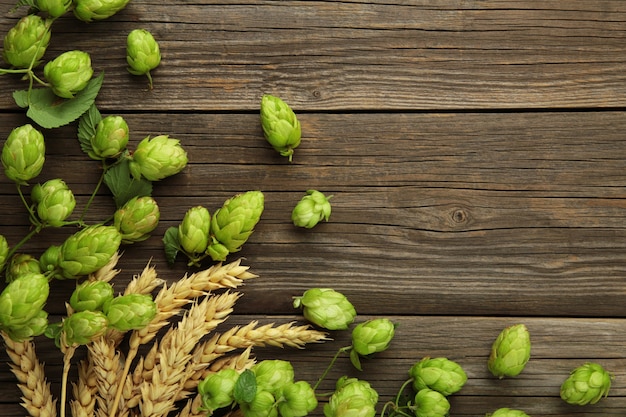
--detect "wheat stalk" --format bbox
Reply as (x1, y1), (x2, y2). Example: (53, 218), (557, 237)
(1, 331), (57, 417)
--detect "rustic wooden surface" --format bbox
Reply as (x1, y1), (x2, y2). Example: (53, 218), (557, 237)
(1, 1), (626, 416)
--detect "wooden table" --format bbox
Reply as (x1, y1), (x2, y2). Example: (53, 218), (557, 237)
(1, 1), (625, 416)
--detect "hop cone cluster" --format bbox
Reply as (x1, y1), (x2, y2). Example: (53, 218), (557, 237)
(293, 288), (356, 330)
(560, 362), (612, 405)
(409, 357), (467, 396)
(488, 324), (531, 378)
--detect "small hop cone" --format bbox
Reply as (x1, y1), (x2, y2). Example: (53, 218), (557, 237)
(2, 14), (51, 68)
(252, 359), (295, 393)
(260, 94), (301, 162)
(114, 196), (160, 243)
(127, 29), (161, 88)
(31, 178), (76, 227)
(129, 135), (188, 181)
(560, 362), (612, 405)
(89, 115), (130, 160)
(4, 309), (48, 342)
(292, 190), (332, 229)
(488, 324), (531, 378)
(38, 245), (61, 276)
(413, 388), (450, 417)
(0, 235), (9, 272)
(36, 0), (72, 18)
(277, 381), (318, 417)
(69, 280), (114, 312)
(0, 273), (49, 337)
(43, 50), (93, 99)
(486, 408), (531, 417)
(293, 288), (356, 330)
(409, 357), (468, 396)
(73, 0), (131, 22)
(324, 377), (378, 417)
(5, 253), (42, 283)
(351, 318), (396, 356)
(207, 190), (265, 261)
(241, 390), (278, 417)
(57, 225), (122, 279)
(198, 368), (239, 412)
(62, 310), (108, 346)
(178, 205), (211, 255)
(103, 294), (157, 331)
(1, 124), (45, 185)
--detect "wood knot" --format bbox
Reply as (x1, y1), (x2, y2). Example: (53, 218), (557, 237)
(451, 208), (469, 224)
(312, 90), (321, 98)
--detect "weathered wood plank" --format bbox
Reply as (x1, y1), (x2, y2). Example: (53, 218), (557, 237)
(1, 1), (625, 111)
(1, 316), (624, 416)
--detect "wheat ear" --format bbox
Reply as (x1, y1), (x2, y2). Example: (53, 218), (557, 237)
(70, 359), (97, 417)
(88, 337), (126, 417)
(1, 331), (57, 417)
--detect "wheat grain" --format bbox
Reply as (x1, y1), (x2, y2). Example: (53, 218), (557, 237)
(88, 337), (125, 417)
(88, 251), (122, 283)
(1, 331), (57, 417)
(70, 359), (97, 417)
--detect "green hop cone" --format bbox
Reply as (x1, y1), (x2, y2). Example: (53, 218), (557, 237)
(2, 124), (45, 185)
(113, 196), (160, 243)
(56, 225), (122, 279)
(36, 0), (72, 18)
(2, 14), (51, 68)
(413, 388), (450, 417)
(129, 135), (188, 181)
(62, 310), (108, 346)
(252, 359), (294, 394)
(43, 50), (94, 99)
(72, 0), (131, 22)
(277, 380), (318, 417)
(241, 390), (278, 417)
(5, 254), (42, 283)
(0, 235), (9, 272)
(198, 368), (240, 412)
(31, 178), (76, 227)
(352, 318), (396, 356)
(89, 115), (130, 160)
(293, 288), (356, 330)
(486, 408), (531, 417)
(103, 293), (157, 331)
(127, 28), (161, 89)
(488, 324), (531, 379)
(260, 94), (301, 162)
(4, 309), (48, 342)
(69, 280), (114, 312)
(560, 362), (612, 406)
(38, 245), (61, 275)
(0, 272), (49, 330)
(178, 205), (211, 255)
(324, 377), (378, 417)
(207, 190), (265, 261)
(409, 357), (468, 396)
(292, 190), (332, 229)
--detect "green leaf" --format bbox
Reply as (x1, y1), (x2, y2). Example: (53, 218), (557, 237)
(77, 103), (102, 156)
(349, 348), (363, 371)
(103, 159), (153, 208)
(234, 369), (257, 404)
(162, 227), (180, 265)
(12, 90), (28, 108)
(15, 72), (104, 129)
(11, 0), (36, 12)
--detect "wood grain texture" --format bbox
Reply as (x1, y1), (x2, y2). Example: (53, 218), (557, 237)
(0, 0), (625, 416)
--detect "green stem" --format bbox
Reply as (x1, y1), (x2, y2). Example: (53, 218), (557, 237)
(394, 378), (414, 407)
(80, 164), (108, 221)
(60, 345), (77, 417)
(313, 346), (352, 391)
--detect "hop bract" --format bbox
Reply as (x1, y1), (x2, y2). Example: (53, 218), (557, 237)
(198, 368), (239, 412)
(324, 377), (378, 417)
(560, 362), (612, 405)
(292, 190), (332, 229)
(73, 0), (132, 22)
(31, 178), (76, 227)
(207, 191), (264, 261)
(62, 310), (108, 345)
(44, 50), (94, 99)
(2, 124), (45, 185)
(70, 280), (114, 312)
(178, 205), (211, 255)
(260, 94), (301, 162)
(277, 381), (318, 417)
(129, 135), (188, 181)
(409, 357), (467, 396)
(486, 408), (531, 417)
(89, 115), (130, 160)
(488, 324), (531, 378)
(36, 0), (72, 18)
(351, 318), (396, 356)
(0, 235), (9, 272)
(114, 196), (160, 243)
(5, 254), (42, 283)
(56, 225), (122, 279)
(413, 388), (450, 417)
(127, 28), (161, 88)
(103, 294), (157, 331)
(293, 288), (356, 330)
(2, 15), (51, 68)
